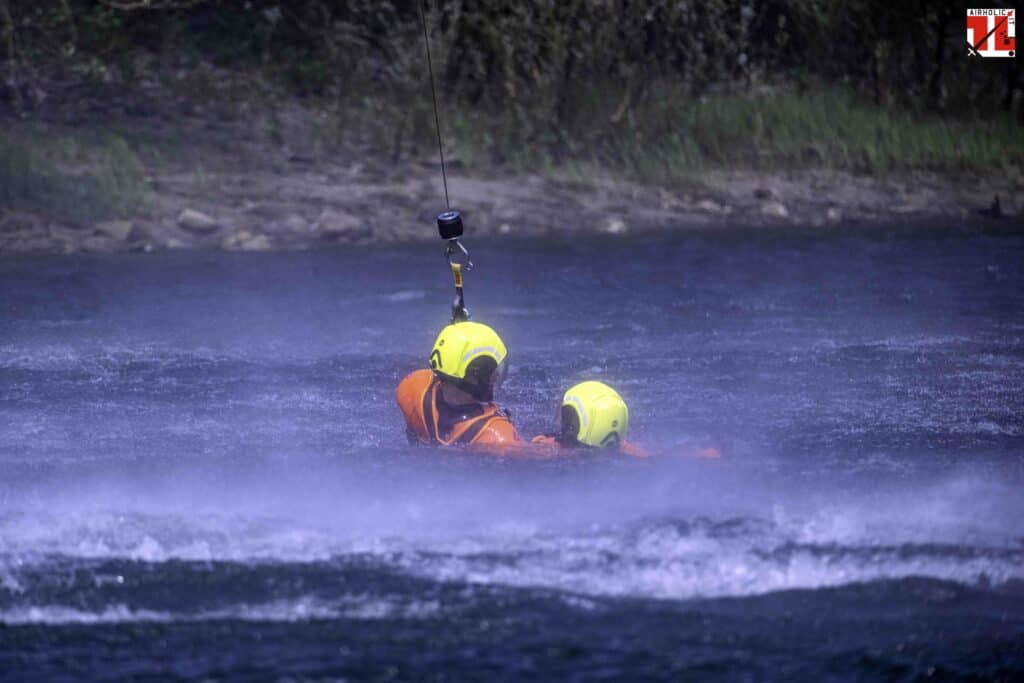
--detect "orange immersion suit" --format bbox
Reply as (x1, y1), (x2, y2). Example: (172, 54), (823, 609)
(396, 369), (521, 449)
(531, 435), (720, 459)
(529, 434), (650, 457)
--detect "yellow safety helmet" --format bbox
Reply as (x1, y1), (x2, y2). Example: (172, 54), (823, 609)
(559, 381), (629, 448)
(429, 321), (508, 402)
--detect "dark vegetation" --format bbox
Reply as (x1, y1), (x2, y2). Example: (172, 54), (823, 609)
(0, 0), (1021, 221)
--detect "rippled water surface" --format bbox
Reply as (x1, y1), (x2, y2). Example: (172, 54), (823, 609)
(2, 228), (1023, 681)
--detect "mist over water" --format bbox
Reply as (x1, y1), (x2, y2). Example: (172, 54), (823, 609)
(2, 229), (1023, 679)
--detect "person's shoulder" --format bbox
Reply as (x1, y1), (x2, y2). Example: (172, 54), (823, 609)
(396, 369), (434, 408)
(400, 368), (434, 386)
(398, 369), (433, 393)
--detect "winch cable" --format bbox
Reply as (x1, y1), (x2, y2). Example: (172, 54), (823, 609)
(417, 0), (450, 211)
(418, 0), (472, 323)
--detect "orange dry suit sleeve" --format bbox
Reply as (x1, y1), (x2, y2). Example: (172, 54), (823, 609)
(467, 414), (521, 448)
(396, 369), (436, 444)
(530, 434), (648, 457)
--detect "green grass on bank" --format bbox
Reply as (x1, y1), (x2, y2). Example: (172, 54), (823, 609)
(0, 128), (151, 223)
(429, 86), (1023, 183)
(2, 84), (1018, 227)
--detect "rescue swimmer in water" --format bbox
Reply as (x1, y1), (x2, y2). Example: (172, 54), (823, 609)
(393, 197), (676, 457)
(393, 210), (719, 458)
(395, 308), (647, 455)
(395, 321), (720, 458)
(397, 320), (519, 449)
(398, 10), (716, 458)
(531, 381), (646, 457)
(396, 212), (523, 451)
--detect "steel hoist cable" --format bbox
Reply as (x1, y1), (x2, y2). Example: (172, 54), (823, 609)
(418, 0), (472, 323)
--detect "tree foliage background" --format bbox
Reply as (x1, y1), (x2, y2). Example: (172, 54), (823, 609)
(0, 0), (1019, 173)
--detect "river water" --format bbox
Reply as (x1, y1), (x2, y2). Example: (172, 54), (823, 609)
(2, 228), (1023, 680)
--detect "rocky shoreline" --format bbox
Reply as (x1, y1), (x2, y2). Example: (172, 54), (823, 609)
(3, 48), (1022, 256)
(2, 163), (1020, 256)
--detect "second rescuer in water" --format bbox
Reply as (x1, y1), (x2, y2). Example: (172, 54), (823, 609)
(532, 381), (647, 457)
(532, 381), (718, 458)
(396, 321), (520, 448)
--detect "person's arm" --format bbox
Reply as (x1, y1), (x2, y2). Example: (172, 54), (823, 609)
(620, 441), (650, 458)
(396, 369), (432, 444)
(468, 415), (521, 450)
(467, 419), (564, 457)
(619, 441), (720, 459)
(686, 446), (721, 459)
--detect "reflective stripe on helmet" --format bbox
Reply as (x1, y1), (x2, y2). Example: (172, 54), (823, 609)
(430, 322), (508, 381)
(462, 345), (505, 364)
(560, 381), (629, 448)
(565, 394), (589, 428)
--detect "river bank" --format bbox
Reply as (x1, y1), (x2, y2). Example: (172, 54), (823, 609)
(3, 159), (1019, 256)
(2, 1), (1022, 256)
(1, 104), (1020, 255)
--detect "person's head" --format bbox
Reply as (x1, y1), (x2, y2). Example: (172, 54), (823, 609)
(429, 321), (508, 403)
(558, 381), (629, 448)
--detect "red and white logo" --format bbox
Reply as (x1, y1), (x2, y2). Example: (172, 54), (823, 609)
(967, 9), (1016, 57)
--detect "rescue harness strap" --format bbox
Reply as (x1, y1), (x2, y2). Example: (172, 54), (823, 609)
(422, 378), (494, 445)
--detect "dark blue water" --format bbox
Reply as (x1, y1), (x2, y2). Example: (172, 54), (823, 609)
(2, 228), (1023, 681)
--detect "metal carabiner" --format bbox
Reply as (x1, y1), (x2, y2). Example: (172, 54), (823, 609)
(445, 238), (474, 271)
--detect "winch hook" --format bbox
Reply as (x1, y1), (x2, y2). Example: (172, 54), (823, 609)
(438, 210), (472, 322)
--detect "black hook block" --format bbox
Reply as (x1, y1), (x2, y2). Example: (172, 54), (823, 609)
(437, 210), (464, 240)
